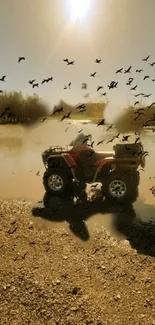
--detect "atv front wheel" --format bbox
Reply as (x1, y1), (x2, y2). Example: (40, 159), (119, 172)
(101, 170), (139, 203)
(43, 168), (73, 196)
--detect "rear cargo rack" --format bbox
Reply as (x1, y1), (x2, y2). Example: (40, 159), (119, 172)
(113, 143), (143, 158)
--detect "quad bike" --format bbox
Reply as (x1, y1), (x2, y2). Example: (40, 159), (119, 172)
(41, 133), (146, 203)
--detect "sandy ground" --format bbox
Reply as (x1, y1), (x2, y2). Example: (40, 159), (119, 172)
(0, 119), (155, 324)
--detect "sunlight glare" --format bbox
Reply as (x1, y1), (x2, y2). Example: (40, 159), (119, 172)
(68, 0), (92, 21)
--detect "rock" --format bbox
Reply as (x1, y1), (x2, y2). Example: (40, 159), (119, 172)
(140, 314), (145, 318)
(114, 294), (121, 301)
(28, 222), (34, 229)
(56, 280), (61, 285)
(63, 256), (68, 260)
(70, 306), (78, 311)
(72, 287), (78, 295)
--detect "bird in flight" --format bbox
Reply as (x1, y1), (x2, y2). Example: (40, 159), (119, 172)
(134, 108), (144, 113)
(52, 107), (64, 115)
(130, 85), (137, 91)
(97, 86), (103, 91)
(61, 111), (71, 121)
(41, 77), (53, 84)
(134, 113), (144, 121)
(142, 55), (150, 61)
(97, 119), (105, 126)
(148, 102), (155, 109)
(47, 77), (53, 82)
(143, 75), (150, 80)
(90, 72), (97, 77)
(134, 101), (139, 105)
(41, 79), (48, 85)
(76, 103), (86, 110)
(149, 62), (155, 67)
(114, 133), (120, 139)
(116, 68), (123, 73)
(126, 78), (133, 86)
(143, 94), (151, 98)
(122, 135), (130, 142)
(106, 124), (113, 131)
(78, 129), (83, 133)
(0, 75), (6, 82)
(32, 83), (39, 88)
(134, 93), (143, 97)
(95, 59), (101, 63)
(18, 57), (25, 63)
(97, 140), (105, 145)
(107, 136), (115, 143)
(108, 81), (118, 89)
(41, 117), (47, 122)
(67, 60), (75, 65)
(29, 79), (35, 85)
(136, 69), (143, 73)
(135, 137), (141, 143)
(124, 66), (132, 73)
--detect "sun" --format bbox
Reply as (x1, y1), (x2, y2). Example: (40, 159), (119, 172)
(67, 0), (92, 21)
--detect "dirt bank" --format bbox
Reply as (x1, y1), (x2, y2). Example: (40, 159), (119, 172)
(0, 198), (155, 325)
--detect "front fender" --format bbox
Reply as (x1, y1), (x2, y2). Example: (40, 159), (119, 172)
(62, 153), (76, 168)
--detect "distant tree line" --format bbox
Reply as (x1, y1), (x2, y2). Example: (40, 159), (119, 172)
(52, 99), (106, 120)
(0, 91), (48, 125)
(0, 91), (155, 128)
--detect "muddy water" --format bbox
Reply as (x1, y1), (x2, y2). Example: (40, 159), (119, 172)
(0, 120), (155, 242)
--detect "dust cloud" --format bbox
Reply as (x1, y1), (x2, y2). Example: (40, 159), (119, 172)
(110, 105), (155, 134)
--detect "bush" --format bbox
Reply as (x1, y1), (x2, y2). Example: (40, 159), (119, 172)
(0, 91), (49, 125)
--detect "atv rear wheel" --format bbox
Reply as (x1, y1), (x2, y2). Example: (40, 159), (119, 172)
(101, 170), (139, 203)
(43, 168), (73, 196)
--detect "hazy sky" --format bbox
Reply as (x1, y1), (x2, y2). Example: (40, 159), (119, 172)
(0, 0), (155, 110)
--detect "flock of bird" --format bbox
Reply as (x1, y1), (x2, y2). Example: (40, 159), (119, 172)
(1, 54), (155, 97)
(1, 54), (155, 129)
(1, 54), (155, 130)
(1, 54), (155, 128)
(0, 55), (155, 200)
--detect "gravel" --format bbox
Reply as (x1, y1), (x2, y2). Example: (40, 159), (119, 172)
(0, 198), (155, 325)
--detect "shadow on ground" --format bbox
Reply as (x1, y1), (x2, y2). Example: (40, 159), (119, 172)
(32, 192), (155, 257)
